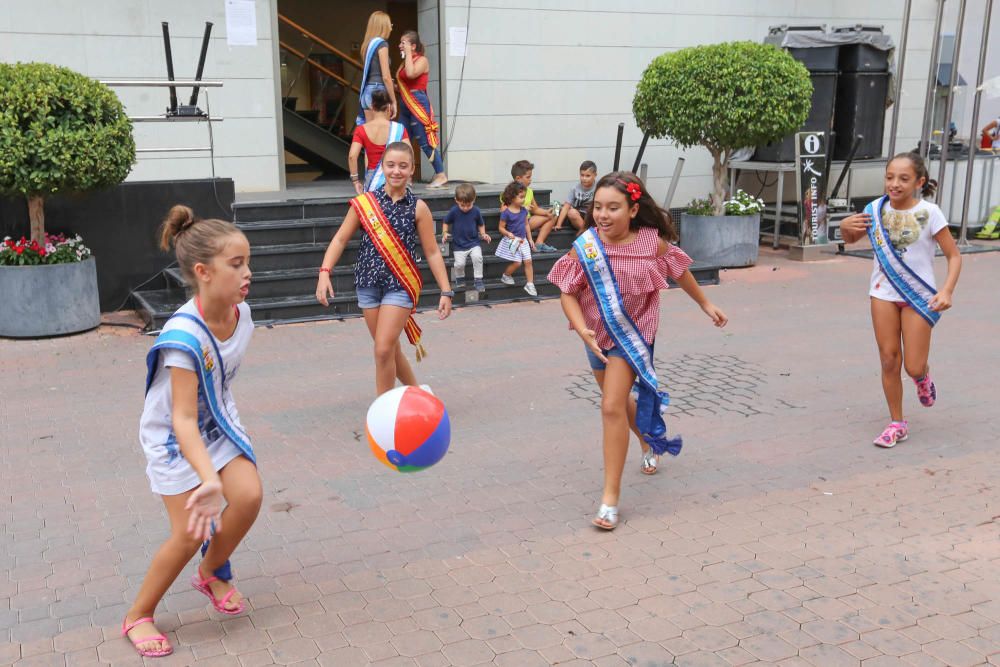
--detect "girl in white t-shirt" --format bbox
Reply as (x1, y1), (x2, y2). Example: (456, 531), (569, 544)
(122, 206), (260, 658)
(840, 153), (962, 448)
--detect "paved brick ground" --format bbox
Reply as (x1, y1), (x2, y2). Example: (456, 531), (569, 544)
(2, 247), (999, 666)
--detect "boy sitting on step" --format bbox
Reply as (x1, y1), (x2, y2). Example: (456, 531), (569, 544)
(555, 160), (597, 232)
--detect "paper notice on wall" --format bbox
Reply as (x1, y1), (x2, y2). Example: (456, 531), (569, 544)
(226, 0), (257, 47)
(449, 27), (467, 57)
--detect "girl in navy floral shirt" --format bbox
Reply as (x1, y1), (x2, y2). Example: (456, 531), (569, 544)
(315, 142), (453, 395)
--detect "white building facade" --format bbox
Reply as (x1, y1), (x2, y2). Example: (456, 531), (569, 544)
(2, 0), (995, 213)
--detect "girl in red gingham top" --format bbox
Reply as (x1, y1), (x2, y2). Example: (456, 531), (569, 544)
(548, 172), (727, 530)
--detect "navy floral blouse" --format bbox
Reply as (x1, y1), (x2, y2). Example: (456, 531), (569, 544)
(354, 187), (419, 290)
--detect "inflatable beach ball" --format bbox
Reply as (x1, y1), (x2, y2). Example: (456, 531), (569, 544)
(365, 386), (450, 472)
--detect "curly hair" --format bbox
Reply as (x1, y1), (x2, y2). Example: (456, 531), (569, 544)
(501, 181), (527, 205)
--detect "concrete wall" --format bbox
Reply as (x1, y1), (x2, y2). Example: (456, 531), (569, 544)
(0, 0), (283, 192)
(437, 0), (952, 207)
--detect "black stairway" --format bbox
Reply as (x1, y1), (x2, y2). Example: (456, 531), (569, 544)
(282, 106), (352, 174)
(131, 187), (721, 331)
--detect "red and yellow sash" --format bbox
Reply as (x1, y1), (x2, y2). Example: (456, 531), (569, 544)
(350, 192), (427, 359)
(397, 59), (439, 156)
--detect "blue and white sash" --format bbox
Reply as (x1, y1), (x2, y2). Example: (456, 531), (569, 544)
(145, 310), (255, 465)
(574, 228), (682, 456)
(355, 37), (386, 126)
(366, 121), (405, 192)
(145, 306), (254, 581)
(866, 195), (941, 327)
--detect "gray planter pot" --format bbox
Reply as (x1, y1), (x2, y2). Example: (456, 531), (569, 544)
(0, 257), (101, 338)
(679, 213), (760, 268)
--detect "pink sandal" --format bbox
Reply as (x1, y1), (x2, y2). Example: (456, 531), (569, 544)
(121, 616), (173, 658)
(192, 568), (246, 615)
(873, 420), (908, 448)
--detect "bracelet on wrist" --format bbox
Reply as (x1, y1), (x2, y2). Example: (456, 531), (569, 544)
(440, 290), (455, 298)
(319, 267), (331, 274)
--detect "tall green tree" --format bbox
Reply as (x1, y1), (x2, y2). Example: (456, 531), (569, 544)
(634, 42), (812, 215)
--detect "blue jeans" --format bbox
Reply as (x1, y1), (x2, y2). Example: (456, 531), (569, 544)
(363, 168), (377, 191)
(585, 340), (654, 371)
(399, 89), (445, 175)
(355, 82), (387, 126)
(357, 286), (413, 310)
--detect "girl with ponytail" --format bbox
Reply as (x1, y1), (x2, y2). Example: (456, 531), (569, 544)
(840, 152), (961, 448)
(123, 206), (261, 657)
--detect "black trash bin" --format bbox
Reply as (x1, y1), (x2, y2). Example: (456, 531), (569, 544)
(833, 72), (890, 159)
(754, 72), (837, 162)
(765, 25), (840, 72)
(834, 25), (890, 72)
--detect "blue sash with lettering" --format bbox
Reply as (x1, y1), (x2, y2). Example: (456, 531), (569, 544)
(866, 195), (941, 327)
(574, 228), (682, 456)
(145, 306), (255, 581)
(355, 37), (386, 127)
(366, 121), (405, 192)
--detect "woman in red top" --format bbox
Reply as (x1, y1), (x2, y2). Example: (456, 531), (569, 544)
(397, 31), (447, 189)
(349, 89), (409, 194)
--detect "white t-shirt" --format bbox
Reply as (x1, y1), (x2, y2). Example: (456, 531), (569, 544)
(139, 300), (254, 495)
(869, 199), (948, 302)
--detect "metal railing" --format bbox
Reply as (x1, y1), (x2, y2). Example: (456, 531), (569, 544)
(100, 80), (224, 155)
(277, 13), (360, 137)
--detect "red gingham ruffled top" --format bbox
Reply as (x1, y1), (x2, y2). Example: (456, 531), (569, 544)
(547, 227), (692, 350)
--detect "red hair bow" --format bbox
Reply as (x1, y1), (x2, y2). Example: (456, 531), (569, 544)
(625, 182), (642, 201)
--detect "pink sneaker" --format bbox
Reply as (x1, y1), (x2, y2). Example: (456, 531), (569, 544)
(914, 374), (936, 407)
(874, 421), (908, 448)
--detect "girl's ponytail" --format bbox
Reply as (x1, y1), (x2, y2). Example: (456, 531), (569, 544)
(159, 205), (197, 251)
(158, 205), (243, 287)
(922, 178), (938, 199)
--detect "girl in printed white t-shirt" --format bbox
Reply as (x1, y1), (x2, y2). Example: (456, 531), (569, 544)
(123, 206), (261, 658)
(840, 153), (962, 448)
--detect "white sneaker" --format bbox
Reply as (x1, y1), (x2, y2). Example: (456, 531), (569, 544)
(524, 283), (537, 296)
(500, 274), (515, 285)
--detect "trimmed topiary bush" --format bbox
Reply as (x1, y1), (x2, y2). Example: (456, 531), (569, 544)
(634, 41), (812, 215)
(0, 62), (135, 243)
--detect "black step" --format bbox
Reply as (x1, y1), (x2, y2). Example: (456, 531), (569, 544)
(163, 253), (570, 298)
(231, 188), (551, 222)
(239, 229), (582, 270)
(133, 278), (563, 331)
(236, 206), (511, 247)
(134, 187), (718, 331)
(138, 261), (720, 330)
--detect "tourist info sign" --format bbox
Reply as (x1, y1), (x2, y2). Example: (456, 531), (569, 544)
(795, 131), (829, 245)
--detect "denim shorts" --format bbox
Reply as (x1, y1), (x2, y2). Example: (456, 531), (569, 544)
(357, 286), (413, 310)
(585, 340), (654, 371)
(359, 82), (387, 110)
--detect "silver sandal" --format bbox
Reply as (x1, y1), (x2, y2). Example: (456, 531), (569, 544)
(593, 504), (619, 530)
(641, 450), (659, 475)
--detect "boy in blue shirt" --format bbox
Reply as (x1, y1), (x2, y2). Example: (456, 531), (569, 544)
(441, 183), (492, 291)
